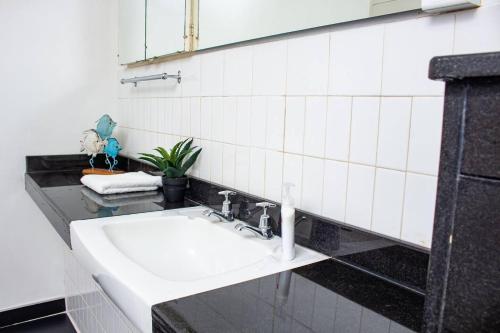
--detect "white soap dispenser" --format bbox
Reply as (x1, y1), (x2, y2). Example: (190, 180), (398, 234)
(281, 183), (296, 261)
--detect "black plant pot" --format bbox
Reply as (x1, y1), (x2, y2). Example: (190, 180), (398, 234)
(162, 176), (188, 203)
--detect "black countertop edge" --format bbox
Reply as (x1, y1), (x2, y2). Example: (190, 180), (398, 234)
(25, 154), (430, 294)
(152, 259), (425, 333)
(429, 52), (500, 81)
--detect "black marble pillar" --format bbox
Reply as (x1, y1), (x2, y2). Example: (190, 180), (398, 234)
(424, 52), (500, 333)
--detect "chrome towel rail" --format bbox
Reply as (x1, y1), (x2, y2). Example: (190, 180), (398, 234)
(120, 70), (181, 87)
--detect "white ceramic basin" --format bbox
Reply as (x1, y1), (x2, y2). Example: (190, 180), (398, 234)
(71, 206), (328, 333)
(103, 215), (273, 281)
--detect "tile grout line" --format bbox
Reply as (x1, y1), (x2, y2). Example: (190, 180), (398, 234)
(119, 129), (440, 178)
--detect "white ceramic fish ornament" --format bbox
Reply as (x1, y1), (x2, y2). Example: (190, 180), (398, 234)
(80, 129), (106, 168)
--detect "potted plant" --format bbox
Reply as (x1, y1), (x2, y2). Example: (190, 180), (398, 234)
(139, 138), (202, 202)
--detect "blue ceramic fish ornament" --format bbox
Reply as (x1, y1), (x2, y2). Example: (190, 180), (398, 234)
(103, 137), (122, 171)
(96, 114), (117, 140)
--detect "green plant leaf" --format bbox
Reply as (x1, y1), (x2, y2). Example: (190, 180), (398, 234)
(180, 147), (202, 175)
(176, 147), (196, 168)
(138, 155), (165, 171)
(154, 147), (170, 161)
(177, 138), (193, 159)
(170, 141), (183, 160)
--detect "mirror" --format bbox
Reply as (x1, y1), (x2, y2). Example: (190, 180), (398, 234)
(118, 0), (422, 64)
(197, 0), (421, 50)
(146, 0), (186, 59)
(118, 0), (146, 64)
(118, 0), (188, 64)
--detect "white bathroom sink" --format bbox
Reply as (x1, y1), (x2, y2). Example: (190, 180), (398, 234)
(70, 206), (328, 333)
(103, 215), (273, 281)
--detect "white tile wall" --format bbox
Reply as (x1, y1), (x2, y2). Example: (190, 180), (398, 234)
(116, 3), (500, 248)
(65, 250), (140, 333)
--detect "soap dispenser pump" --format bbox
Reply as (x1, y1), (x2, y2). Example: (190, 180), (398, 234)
(281, 183), (296, 261)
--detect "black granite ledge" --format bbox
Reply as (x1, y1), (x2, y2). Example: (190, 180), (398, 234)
(187, 177), (429, 295)
(429, 52), (500, 81)
(153, 259), (424, 333)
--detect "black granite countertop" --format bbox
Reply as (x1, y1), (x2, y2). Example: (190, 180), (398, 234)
(26, 154), (428, 333)
(153, 259), (424, 333)
(25, 155), (197, 246)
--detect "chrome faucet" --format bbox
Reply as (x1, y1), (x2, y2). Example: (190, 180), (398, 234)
(202, 190), (236, 222)
(235, 202), (276, 240)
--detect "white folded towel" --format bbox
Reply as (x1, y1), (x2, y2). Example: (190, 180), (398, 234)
(81, 171), (163, 195)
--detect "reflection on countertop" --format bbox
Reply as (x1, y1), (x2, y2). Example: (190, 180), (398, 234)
(153, 260), (423, 333)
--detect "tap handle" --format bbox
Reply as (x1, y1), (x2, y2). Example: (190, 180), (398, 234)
(218, 190), (236, 202)
(256, 202), (276, 215)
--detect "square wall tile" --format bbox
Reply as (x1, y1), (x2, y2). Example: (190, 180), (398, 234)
(249, 148), (266, 197)
(181, 98), (191, 136)
(382, 15), (454, 96)
(201, 50), (224, 96)
(371, 168), (406, 239)
(345, 164), (375, 230)
(200, 97), (212, 139)
(211, 142), (224, 183)
(329, 25), (384, 95)
(322, 160), (348, 221)
(149, 99), (159, 132)
(304, 97), (327, 158)
(284, 97), (305, 154)
(222, 144), (236, 187)
(401, 173), (438, 248)
(266, 97), (285, 151)
(250, 96), (267, 148)
(252, 40), (287, 95)
(265, 151), (284, 202)
(286, 33), (330, 95)
(235, 146), (250, 192)
(198, 140), (211, 180)
(190, 97), (201, 138)
(349, 97), (380, 165)
(407, 97), (444, 175)
(301, 157), (324, 213)
(454, 4), (500, 54)
(162, 99), (174, 134)
(211, 97), (224, 142)
(376, 97), (412, 170)
(180, 55), (201, 97)
(325, 96), (351, 161)
(224, 46), (253, 96)
(223, 97), (238, 143)
(171, 98), (183, 135)
(236, 97), (251, 146)
(282, 153), (303, 207)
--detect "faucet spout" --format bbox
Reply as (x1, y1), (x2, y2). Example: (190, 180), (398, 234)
(234, 223), (273, 240)
(203, 209), (234, 222)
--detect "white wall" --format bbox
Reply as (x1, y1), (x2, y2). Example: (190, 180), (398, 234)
(116, 1), (500, 249)
(0, 0), (117, 311)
